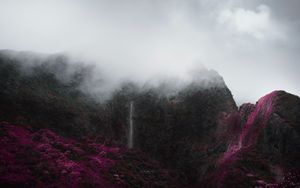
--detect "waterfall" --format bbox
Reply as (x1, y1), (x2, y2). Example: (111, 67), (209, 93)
(128, 101), (134, 148)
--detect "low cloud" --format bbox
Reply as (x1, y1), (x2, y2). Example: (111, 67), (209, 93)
(0, 0), (299, 104)
(218, 4), (285, 40)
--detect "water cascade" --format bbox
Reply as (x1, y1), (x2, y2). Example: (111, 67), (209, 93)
(128, 101), (134, 148)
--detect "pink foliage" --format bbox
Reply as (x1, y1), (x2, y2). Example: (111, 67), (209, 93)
(221, 91), (277, 162)
(0, 122), (120, 188)
(239, 91), (277, 147)
(214, 91), (279, 187)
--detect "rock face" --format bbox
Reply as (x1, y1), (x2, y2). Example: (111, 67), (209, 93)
(105, 72), (237, 185)
(260, 91), (300, 164)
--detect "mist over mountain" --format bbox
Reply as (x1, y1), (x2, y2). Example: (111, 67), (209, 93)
(1, 0), (300, 103)
(0, 50), (299, 187)
(0, 0), (299, 187)
(0, 49), (229, 101)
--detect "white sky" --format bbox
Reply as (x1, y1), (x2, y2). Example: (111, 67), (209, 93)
(0, 0), (299, 104)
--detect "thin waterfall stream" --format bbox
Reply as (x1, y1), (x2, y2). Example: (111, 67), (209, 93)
(128, 101), (134, 148)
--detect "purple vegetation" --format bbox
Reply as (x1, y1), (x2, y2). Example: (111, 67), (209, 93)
(0, 122), (123, 187)
(0, 121), (176, 188)
(212, 91), (280, 187)
(1, 90), (299, 188)
(210, 91), (300, 187)
(219, 92), (277, 163)
(239, 91), (277, 148)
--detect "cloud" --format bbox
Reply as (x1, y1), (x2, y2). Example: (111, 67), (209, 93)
(218, 4), (285, 40)
(0, 0), (299, 104)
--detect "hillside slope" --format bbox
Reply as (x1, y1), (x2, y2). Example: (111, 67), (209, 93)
(0, 122), (176, 188)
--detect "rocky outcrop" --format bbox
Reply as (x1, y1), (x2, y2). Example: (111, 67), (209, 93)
(205, 91), (300, 188)
(258, 91), (300, 166)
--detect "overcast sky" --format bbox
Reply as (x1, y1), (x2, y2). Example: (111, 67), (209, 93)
(0, 0), (299, 104)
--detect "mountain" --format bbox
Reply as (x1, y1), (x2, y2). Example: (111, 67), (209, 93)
(0, 50), (299, 187)
(0, 50), (102, 137)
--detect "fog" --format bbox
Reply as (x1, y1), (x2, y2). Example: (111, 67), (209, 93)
(0, 0), (299, 104)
